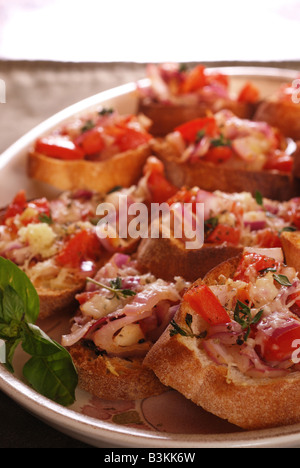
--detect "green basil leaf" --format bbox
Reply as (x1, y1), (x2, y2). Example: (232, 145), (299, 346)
(273, 274), (292, 287)
(4, 337), (22, 373)
(23, 352), (77, 406)
(22, 324), (77, 406)
(0, 258), (39, 324)
(2, 285), (25, 323)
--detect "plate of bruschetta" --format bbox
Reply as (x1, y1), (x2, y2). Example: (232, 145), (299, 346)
(1, 64), (300, 448)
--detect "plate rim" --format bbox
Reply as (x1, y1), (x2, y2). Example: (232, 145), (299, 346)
(1, 65), (300, 448)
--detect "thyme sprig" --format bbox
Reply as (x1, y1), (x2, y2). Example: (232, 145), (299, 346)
(86, 276), (137, 300)
(234, 300), (263, 343)
(170, 313), (207, 339)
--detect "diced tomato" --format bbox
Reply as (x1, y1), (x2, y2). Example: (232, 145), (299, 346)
(106, 124), (151, 153)
(264, 151), (293, 173)
(75, 290), (99, 305)
(3, 190), (27, 222)
(180, 65), (207, 93)
(75, 128), (105, 156)
(35, 136), (85, 161)
(21, 197), (51, 225)
(237, 82), (260, 103)
(234, 252), (279, 282)
(203, 146), (233, 164)
(167, 187), (194, 205)
(143, 156), (178, 203)
(289, 198), (300, 229)
(258, 318), (300, 362)
(208, 72), (229, 89)
(256, 228), (282, 248)
(174, 117), (218, 143)
(205, 224), (241, 245)
(183, 283), (230, 325)
(56, 230), (102, 269)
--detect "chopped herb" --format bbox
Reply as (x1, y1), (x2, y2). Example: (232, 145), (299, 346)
(98, 108), (114, 116)
(280, 226), (297, 234)
(234, 300), (263, 342)
(170, 313), (207, 339)
(195, 129), (206, 142)
(81, 119), (95, 133)
(273, 274), (292, 287)
(210, 134), (231, 147)
(38, 213), (53, 225)
(107, 185), (123, 194)
(204, 216), (219, 238)
(258, 267), (277, 274)
(179, 63), (188, 73)
(255, 190), (263, 206)
(87, 276), (137, 300)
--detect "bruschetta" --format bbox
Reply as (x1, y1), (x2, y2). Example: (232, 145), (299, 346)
(144, 247), (300, 429)
(150, 110), (300, 200)
(27, 108), (152, 193)
(61, 252), (190, 400)
(137, 185), (300, 282)
(137, 63), (260, 136)
(254, 79), (300, 141)
(0, 157), (177, 319)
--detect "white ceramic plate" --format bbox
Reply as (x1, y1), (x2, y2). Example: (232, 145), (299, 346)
(1, 67), (300, 449)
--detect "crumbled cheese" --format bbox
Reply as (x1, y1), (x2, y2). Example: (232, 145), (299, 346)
(18, 223), (58, 259)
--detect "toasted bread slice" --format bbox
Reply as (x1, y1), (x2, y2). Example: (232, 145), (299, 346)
(27, 145), (151, 193)
(151, 138), (300, 201)
(69, 341), (167, 401)
(137, 234), (242, 282)
(281, 230), (300, 272)
(37, 278), (86, 320)
(144, 254), (300, 430)
(254, 100), (300, 141)
(138, 101), (256, 137)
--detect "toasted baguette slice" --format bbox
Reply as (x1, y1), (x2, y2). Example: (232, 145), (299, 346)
(27, 145), (151, 193)
(254, 99), (300, 141)
(281, 230), (300, 272)
(137, 234), (242, 282)
(36, 276), (86, 320)
(144, 254), (300, 430)
(69, 341), (167, 401)
(138, 100), (256, 137)
(151, 138), (300, 201)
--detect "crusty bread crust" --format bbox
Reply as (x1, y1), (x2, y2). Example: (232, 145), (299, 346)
(27, 144), (151, 193)
(151, 139), (300, 201)
(68, 341), (167, 401)
(37, 280), (86, 320)
(254, 100), (300, 141)
(138, 100), (256, 137)
(144, 257), (300, 430)
(281, 230), (300, 273)
(137, 234), (242, 282)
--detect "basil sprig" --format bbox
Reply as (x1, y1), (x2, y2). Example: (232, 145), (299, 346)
(0, 258), (77, 406)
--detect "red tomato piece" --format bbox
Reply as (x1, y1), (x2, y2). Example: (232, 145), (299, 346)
(35, 136), (85, 161)
(75, 128), (105, 156)
(175, 117), (217, 143)
(256, 228), (282, 248)
(259, 318), (300, 362)
(203, 146), (233, 164)
(234, 252), (279, 282)
(180, 65), (207, 93)
(205, 224), (241, 245)
(143, 156), (178, 203)
(237, 82), (260, 103)
(3, 190), (27, 222)
(264, 151), (293, 173)
(184, 283), (230, 325)
(56, 230), (102, 269)
(107, 125), (151, 153)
